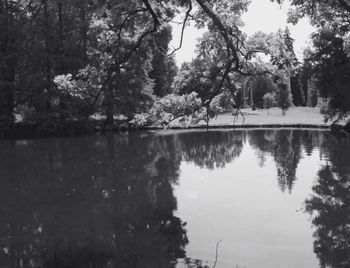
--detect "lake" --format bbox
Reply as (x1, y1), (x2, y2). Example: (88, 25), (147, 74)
(0, 129), (349, 268)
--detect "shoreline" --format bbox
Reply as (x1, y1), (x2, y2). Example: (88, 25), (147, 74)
(0, 121), (336, 141)
(2, 108), (349, 140)
(143, 123), (330, 130)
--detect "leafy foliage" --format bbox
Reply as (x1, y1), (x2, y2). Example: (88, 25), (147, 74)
(149, 25), (178, 97)
(311, 29), (350, 122)
(130, 92), (205, 127)
(279, 0), (350, 122)
(251, 76), (278, 108)
(0, 0), (307, 131)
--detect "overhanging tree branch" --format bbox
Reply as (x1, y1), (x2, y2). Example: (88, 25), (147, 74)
(116, 8), (148, 42)
(195, 0), (240, 69)
(89, 0), (161, 106)
(141, 0), (160, 26)
(204, 59), (234, 106)
(168, 1), (192, 56)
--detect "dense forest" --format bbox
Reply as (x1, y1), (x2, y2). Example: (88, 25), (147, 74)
(1, 0), (350, 136)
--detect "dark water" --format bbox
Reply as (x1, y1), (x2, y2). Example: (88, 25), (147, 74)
(0, 129), (349, 268)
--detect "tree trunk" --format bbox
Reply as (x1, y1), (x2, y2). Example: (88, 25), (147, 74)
(0, 68), (15, 129)
(43, 0), (52, 113)
(307, 76), (317, 107)
(57, 0), (66, 124)
(242, 83), (247, 108)
(0, 1), (16, 130)
(206, 106), (209, 128)
(105, 66), (120, 127)
(80, 0), (88, 61)
(105, 86), (114, 126)
(250, 87), (255, 110)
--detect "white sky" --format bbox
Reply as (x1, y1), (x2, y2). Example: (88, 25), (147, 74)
(170, 0), (315, 66)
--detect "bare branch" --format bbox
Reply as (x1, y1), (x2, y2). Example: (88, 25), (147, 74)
(213, 240), (222, 268)
(168, 1), (193, 56)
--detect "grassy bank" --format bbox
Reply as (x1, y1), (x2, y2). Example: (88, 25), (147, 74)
(168, 107), (331, 128)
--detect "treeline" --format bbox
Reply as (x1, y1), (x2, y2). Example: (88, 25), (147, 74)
(1, 0), (350, 136)
(0, 0), (178, 131)
(1, 0), (304, 135)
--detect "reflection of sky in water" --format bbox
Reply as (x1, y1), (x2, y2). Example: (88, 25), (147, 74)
(175, 144), (325, 268)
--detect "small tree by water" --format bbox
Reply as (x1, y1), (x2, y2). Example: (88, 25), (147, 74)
(276, 83), (292, 115)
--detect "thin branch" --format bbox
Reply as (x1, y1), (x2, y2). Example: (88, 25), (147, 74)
(154, 103), (203, 129)
(168, 1), (192, 56)
(213, 240), (222, 268)
(141, 0), (160, 26)
(205, 59), (234, 106)
(225, 75), (245, 125)
(116, 8), (148, 42)
(151, 36), (168, 56)
(195, 0), (240, 68)
(28, 0), (45, 20)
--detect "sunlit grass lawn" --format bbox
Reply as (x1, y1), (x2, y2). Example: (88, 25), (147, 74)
(185, 107), (331, 127)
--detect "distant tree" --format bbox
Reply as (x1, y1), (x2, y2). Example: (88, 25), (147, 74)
(247, 28), (298, 109)
(251, 76), (278, 108)
(263, 92), (275, 114)
(290, 73), (306, 106)
(276, 0), (350, 122)
(276, 83), (292, 115)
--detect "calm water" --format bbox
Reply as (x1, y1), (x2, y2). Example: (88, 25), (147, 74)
(0, 129), (349, 268)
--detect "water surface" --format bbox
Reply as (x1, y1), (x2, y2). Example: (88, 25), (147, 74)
(0, 129), (349, 268)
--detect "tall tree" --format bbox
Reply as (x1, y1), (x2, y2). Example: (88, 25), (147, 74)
(275, 0), (350, 122)
(149, 25), (178, 97)
(0, 0), (24, 129)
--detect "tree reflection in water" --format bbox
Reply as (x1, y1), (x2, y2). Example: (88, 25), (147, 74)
(177, 130), (245, 169)
(0, 129), (348, 268)
(0, 133), (187, 268)
(305, 134), (350, 268)
(249, 129), (326, 193)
